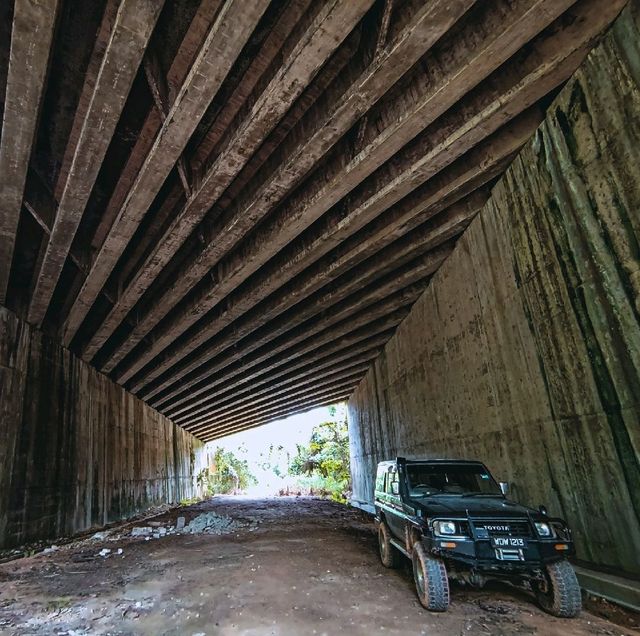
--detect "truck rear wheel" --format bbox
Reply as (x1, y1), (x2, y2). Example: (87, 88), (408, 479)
(412, 543), (450, 611)
(378, 520), (401, 568)
(535, 560), (582, 618)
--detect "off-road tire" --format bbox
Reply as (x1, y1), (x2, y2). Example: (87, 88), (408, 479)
(378, 521), (401, 568)
(535, 560), (582, 618)
(412, 542), (450, 611)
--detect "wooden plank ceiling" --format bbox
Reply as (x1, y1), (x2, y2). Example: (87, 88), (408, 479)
(0, 0), (626, 441)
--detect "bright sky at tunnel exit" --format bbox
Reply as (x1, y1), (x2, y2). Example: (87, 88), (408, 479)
(206, 403), (348, 495)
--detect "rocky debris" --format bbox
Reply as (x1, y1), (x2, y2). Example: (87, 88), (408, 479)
(126, 512), (259, 538)
(90, 531), (110, 541)
(183, 512), (259, 535)
(41, 545), (59, 555)
(131, 524), (177, 539)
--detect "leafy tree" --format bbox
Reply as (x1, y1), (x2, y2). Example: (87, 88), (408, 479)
(198, 446), (257, 495)
(290, 415), (351, 501)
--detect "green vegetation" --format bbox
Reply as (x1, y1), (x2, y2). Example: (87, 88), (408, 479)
(198, 446), (257, 495)
(289, 407), (351, 502)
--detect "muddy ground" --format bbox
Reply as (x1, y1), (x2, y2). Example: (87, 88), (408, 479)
(0, 496), (638, 636)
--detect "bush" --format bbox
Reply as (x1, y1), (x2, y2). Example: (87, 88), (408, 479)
(289, 411), (351, 502)
(198, 447), (257, 495)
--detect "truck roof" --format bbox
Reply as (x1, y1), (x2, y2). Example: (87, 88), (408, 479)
(377, 458), (486, 467)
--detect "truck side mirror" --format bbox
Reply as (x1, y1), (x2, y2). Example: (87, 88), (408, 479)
(499, 482), (509, 495)
(391, 481), (399, 496)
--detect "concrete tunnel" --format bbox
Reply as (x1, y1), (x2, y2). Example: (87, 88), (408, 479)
(0, 0), (639, 628)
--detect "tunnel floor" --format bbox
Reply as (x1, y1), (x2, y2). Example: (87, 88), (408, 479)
(0, 497), (637, 636)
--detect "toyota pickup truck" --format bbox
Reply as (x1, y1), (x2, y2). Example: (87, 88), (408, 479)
(374, 457), (581, 617)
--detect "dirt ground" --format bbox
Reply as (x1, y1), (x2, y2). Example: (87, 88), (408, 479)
(0, 496), (638, 636)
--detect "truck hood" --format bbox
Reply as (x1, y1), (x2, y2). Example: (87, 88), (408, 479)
(411, 495), (538, 518)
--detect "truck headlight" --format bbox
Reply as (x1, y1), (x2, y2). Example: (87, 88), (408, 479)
(434, 521), (456, 536)
(535, 522), (552, 537)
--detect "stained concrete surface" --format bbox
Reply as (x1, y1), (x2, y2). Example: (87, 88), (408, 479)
(0, 307), (208, 549)
(0, 497), (638, 636)
(348, 0), (640, 577)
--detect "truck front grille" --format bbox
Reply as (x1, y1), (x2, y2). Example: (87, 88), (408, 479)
(474, 520), (532, 538)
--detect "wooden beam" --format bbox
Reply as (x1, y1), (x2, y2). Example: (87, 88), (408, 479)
(0, 0), (58, 303)
(27, 0), (165, 326)
(61, 0), (270, 343)
(65, 0), (372, 352)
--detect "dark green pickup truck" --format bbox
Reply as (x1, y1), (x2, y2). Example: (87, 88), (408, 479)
(374, 457), (581, 617)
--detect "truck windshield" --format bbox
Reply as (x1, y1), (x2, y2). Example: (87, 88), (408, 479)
(406, 464), (502, 497)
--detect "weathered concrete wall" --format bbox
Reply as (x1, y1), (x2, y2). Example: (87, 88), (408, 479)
(348, 3), (640, 576)
(0, 307), (207, 549)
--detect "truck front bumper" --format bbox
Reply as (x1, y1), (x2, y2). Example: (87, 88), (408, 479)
(426, 537), (575, 573)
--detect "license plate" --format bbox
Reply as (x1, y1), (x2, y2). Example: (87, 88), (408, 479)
(490, 537), (527, 548)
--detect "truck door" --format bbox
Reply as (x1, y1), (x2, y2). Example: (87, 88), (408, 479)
(385, 466), (404, 539)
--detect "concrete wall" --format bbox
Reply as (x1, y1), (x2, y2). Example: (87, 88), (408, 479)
(348, 3), (640, 576)
(0, 307), (208, 549)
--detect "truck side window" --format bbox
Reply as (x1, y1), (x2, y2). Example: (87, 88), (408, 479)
(387, 469), (398, 495)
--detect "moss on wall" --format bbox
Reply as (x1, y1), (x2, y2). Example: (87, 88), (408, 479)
(348, 3), (640, 576)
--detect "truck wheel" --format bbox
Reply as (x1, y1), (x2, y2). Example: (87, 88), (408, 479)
(535, 560), (582, 618)
(412, 543), (450, 611)
(378, 521), (401, 568)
